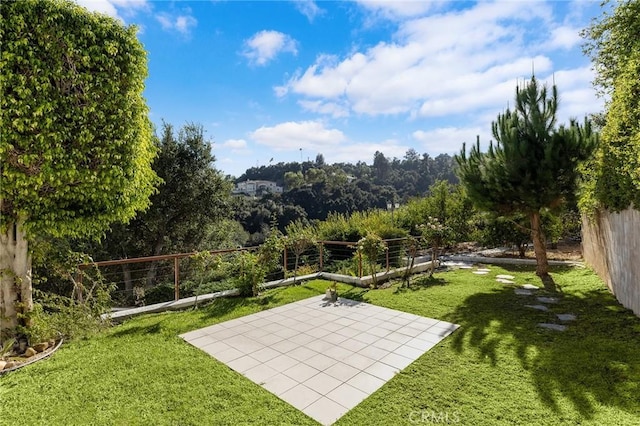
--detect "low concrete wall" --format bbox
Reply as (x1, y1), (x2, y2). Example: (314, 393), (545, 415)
(444, 255), (583, 267)
(104, 288), (241, 322)
(582, 207), (640, 316)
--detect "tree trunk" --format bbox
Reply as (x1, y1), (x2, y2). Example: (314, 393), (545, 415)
(145, 236), (164, 287)
(529, 211), (549, 277)
(518, 243), (526, 258)
(403, 246), (416, 288)
(0, 218), (33, 335)
(429, 244), (439, 277)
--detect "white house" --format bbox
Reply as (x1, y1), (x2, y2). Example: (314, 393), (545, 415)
(232, 180), (283, 196)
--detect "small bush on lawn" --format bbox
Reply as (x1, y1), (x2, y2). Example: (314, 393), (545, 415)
(18, 289), (112, 344)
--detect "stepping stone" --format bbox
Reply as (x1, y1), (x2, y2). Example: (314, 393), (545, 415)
(537, 297), (559, 304)
(476, 268), (491, 272)
(525, 304), (549, 312)
(473, 271), (489, 275)
(496, 278), (515, 284)
(515, 289), (534, 296)
(521, 284), (540, 290)
(537, 323), (567, 332)
(459, 265), (473, 269)
(496, 274), (515, 280)
(556, 314), (576, 322)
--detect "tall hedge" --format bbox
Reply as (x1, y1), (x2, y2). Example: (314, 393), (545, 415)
(0, 0), (157, 333)
(581, 0), (640, 212)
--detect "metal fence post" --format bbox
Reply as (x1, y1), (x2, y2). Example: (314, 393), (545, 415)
(319, 242), (323, 271)
(385, 242), (390, 272)
(174, 257), (180, 301)
(283, 248), (288, 273)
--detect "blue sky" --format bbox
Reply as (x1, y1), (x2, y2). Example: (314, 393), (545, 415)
(77, 0), (605, 177)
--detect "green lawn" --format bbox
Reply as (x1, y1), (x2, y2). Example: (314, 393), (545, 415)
(1, 266), (639, 425)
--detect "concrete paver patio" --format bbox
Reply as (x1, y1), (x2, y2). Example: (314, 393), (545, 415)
(180, 294), (459, 425)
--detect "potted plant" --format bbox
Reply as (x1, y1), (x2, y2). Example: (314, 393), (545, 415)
(325, 282), (338, 302)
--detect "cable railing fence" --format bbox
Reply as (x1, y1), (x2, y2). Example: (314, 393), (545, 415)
(79, 238), (434, 307)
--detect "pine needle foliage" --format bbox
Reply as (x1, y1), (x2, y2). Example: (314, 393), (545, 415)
(456, 77), (598, 277)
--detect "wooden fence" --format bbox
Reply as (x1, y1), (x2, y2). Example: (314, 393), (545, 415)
(582, 207), (640, 316)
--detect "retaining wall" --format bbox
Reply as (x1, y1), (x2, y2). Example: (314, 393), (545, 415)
(582, 207), (640, 316)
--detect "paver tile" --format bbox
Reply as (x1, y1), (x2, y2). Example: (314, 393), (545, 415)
(280, 383), (322, 411)
(264, 354), (299, 373)
(183, 294), (459, 426)
(347, 371), (387, 394)
(324, 361), (360, 381)
(304, 352), (336, 371)
(263, 373), (298, 396)
(364, 361), (398, 381)
(303, 371), (343, 395)
(326, 383), (369, 409)
(284, 362), (321, 383)
(303, 397), (349, 426)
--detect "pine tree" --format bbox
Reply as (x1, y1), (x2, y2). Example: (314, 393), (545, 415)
(455, 77), (598, 283)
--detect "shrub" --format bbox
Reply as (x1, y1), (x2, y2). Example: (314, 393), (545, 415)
(355, 232), (388, 287)
(18, 290), (111, 344)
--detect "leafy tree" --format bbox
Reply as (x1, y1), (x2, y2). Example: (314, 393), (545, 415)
(401, 236), (421, 288)
(188, 251), (222, 309)
(355, 232), (388, 288)
(581, 0), (640, 211)
(306, 168), (327, 185)
(284, 171), (304, 190)
(229, 230), (284, 296)
(284, 220), (317, 284)
(97, 122), (231, 288)
(397, 181), (473, 242)
(373, 151), (390, 183)
(474, 213), (532, 257)
(199, 219), (249, 250)
(0, 0), (157, 334)
(455, 77), (598, 281)
(419, 217), (451, 276)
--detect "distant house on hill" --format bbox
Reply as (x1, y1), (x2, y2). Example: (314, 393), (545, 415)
(232, 180), (283, 196)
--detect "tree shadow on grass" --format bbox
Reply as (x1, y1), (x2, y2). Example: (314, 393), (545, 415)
(338, 286), (368, 302)
(491, 264), (579, 294)
(395, 275), (448, 293)
(111, 321), (164, 338)
(110, 292), (290, 338)
(444, 279), (640, 419)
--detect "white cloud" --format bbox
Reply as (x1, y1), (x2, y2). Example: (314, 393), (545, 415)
(298, 100), (350, 118)
(156, 10), (197, 36)
(293, 0), (325, 22)
(277, 1), (598, 122)
(540, 66), (604, 120)
(243, 31), (298, 66)
(250, 120), (345, 151)
(221, 139), (248, 150)
(413, 126), (487, 155)
(74, 0), (149, 20)
(547, 26), (583, 50)
(356, 0), (445, 20)
(324, 139), (408, 165)
(247, 121), (409, 166)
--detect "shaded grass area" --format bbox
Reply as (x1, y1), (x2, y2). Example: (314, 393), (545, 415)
(1, 267), (640, 425)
